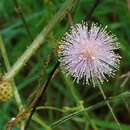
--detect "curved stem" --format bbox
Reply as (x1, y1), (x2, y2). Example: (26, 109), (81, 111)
(50, 91), (130, 128)
(0, 35), (23, 110)
(98, 85), (122, 130)
(37, 106), (64, 113)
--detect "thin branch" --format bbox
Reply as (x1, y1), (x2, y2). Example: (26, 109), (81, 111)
(23, 62), (59, 130)
(6, 62), (59, 130)
(98, 85), (122, 130)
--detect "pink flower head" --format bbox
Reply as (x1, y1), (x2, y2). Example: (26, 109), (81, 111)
(58, 22), (120, 85)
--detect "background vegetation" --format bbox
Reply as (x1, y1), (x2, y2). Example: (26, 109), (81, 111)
(0, 0), (130, 130)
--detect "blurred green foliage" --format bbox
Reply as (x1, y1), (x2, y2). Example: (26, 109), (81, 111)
(0, 0), (130, 130)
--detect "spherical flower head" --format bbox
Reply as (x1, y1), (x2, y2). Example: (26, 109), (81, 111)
(58, 22), (121, 86)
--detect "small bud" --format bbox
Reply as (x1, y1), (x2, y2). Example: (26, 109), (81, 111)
(0, 79), (13, 102)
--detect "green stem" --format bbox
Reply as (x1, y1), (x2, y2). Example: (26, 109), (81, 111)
(3, 0), (76, 81)
(37, 106), (64, 113)
(0, 35), (23, 110)
(98, 85), (122, 130)
(50, 91), (130, 129)
(61, 72), (98, 130)
(32, 114), (51, 130)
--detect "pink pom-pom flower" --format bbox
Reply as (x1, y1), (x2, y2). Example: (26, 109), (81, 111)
(58, 22), (121, 85)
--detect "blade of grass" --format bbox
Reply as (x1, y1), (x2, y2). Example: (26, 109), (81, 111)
(50, 91), (130, 129)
